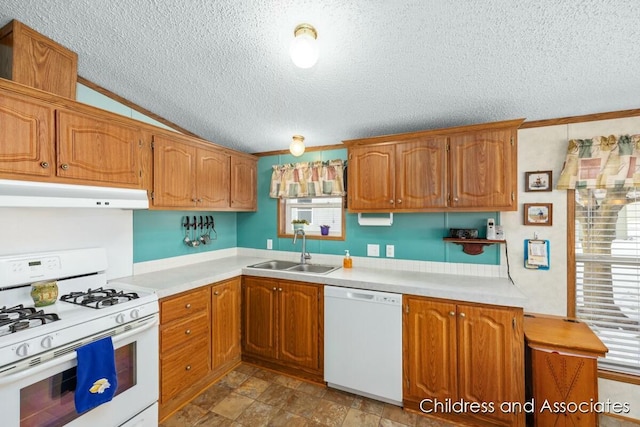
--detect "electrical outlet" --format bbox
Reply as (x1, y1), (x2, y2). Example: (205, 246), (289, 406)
(386, 245), (395, 258)
(267, 239), (273, 250)
(367, 244), (380, 257)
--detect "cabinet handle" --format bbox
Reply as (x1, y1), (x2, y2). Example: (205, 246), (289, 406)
(453, 197), (459, 202)
(185, 329), (191, 335)
(273, 287), (277, 291)
(40, 161), (49, 169)
(185, 365), (191, 371)
(397, 199), (402, 204)
(278, 288), (283, 292)
(191, 198), (197, 203)
(449, 311), (455, 316)
(60, 163), (69, 170)
(197, 198), (203, 203)
(185, 303), (191, 309)
(214, 291), (219, 296)
(459, 312), (466, 318)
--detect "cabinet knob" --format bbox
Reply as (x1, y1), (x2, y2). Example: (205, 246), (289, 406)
(214, 291), (219, 296)
(197, 198), (203, 203)
(185, 365), (191, 371)
(389, 199), (395, 204)
(40, 161), (49, 169)
(192, 198), (197, 203)
(397, 199), (402, 204)
(185, 303), (191, 309)
(449, 311), (455, 316)
(459, 312), (466, 318)
(185, 329), (191, 335)
(273, 287), (277, 291)
(60, 163), (69, 170)
(453, 197), (459, 202)
(278, 288), (283, 292)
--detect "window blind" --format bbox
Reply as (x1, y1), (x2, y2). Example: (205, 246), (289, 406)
(575, 188), (640, 375)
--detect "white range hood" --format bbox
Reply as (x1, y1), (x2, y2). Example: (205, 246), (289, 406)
(0, 179), (149, 209)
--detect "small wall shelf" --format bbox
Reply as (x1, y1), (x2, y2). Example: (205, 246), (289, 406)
(443, 238), (506, 255)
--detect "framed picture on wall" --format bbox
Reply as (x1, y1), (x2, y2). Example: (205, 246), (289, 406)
(524, 203), (553, 226)
(525, 170), (553, 192)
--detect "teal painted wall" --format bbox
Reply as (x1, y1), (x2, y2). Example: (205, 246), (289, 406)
(237, 149), (500, 265)
(133, 210), (237, 262)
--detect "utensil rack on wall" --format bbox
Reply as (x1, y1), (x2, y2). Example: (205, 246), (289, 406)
(182, 215), (217, 247)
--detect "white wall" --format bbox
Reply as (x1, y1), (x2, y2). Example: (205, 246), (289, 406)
(0, 208), (133, 279)
(506, 116), (640, 420)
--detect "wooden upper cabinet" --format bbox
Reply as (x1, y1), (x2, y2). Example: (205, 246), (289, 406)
(197, 147), (230, 209)
(0, 20), (78, 99)
(0, 94), (54, 178)
(345, 119), (523, 212)
(152, 135), (197, 207)
(230, 155), (257, 211)
(348, 144), (395, 210)
(56, 110), (143, 187)
(449, 128), (516, 210)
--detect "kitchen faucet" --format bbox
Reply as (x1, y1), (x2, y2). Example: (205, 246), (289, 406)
(292, 229), (311, 264)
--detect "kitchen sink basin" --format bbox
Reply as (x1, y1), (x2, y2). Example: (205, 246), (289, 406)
(285, 264), (341, 274)
(247, 260), (341, 275)
(247, 260), (299, 270)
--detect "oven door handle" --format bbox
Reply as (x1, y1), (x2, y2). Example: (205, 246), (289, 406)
(0, 315), (158, 386)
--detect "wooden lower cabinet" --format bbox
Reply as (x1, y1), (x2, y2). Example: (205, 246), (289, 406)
(159, 280), (242, 422)
(403, 296), (525, 427)
(241, 276), (323, 382)
(524, 314), (608, 427)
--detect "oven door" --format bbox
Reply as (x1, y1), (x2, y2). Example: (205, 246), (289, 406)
(0, 314), (159, 427)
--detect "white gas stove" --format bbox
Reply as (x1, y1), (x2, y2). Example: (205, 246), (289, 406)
(0, 248), (159, 427)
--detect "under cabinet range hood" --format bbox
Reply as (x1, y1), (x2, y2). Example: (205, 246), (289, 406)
(0, 179), (149, 209)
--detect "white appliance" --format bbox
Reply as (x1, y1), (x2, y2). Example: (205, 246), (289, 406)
(0, 248), (159, 427)
(486, 217), (496, 240)
(324, 286), (402, 405)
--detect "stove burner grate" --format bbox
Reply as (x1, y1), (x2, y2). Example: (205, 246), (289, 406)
(0, 305), (60, 335)
(60, 287), (139, 309)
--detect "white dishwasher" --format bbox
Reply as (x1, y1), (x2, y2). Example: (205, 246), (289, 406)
(324, 286), (402, 405)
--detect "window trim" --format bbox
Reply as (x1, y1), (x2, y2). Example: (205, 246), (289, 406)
(567, 189), (640, 385)
(276, 197), (346, 241)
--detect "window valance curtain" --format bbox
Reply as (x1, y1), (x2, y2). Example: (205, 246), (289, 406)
(269, 159), (345, 198)
(557, 134), (640, 189)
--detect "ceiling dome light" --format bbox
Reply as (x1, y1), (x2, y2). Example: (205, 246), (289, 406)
(290, 24), (318, 68)
(290, 135), (306, 156)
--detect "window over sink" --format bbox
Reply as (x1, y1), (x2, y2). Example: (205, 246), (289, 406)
(277, 197), (345, 240)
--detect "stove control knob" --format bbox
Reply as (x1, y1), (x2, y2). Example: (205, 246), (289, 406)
(41, 336), (54, 349)
(115, 313), (126, 324)
(16, 343), (30, 357)
(130, 309), (140, 319)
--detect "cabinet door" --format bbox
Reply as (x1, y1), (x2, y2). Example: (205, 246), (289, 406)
(212, 278), (241, 369)
(242, 277), (278, 359)
(403, 297), (457, 405)
(56, 110), (142, 186)
(152, 135), (197, 207)
(396, 139), (447, 209)
(0, 94), (54, 178)
(348, 145), (395, 211)
(457, 304), (524, 426)
(197, 147), (230, 208)
(230, 155), (257, 211)
(449, 129), (516, 210)
(277, 282), (321, 371)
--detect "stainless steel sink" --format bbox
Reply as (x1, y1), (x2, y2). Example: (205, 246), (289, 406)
(247, 260), (299, 270)
(247, 260), (340, 275)
(285, 264), (341, 274)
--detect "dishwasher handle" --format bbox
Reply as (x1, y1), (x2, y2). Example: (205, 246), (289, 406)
(347, 292), (375, 300)
(324, 286), (402, 305)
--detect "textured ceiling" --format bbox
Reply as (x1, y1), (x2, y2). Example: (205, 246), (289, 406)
(2, 1), (640, 154)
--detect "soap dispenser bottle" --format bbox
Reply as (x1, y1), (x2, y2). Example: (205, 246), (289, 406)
(343, 250), (352, 268)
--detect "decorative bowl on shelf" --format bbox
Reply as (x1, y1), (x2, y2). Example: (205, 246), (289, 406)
(449, 228), (479, 239)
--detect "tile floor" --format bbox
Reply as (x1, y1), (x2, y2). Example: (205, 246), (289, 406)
(160, 363), (466, 427)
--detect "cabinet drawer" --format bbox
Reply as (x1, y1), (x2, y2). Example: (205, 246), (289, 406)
(160, 287), (210, 324)
(160, 340), (210, 403)
(161, 311), (209, 353)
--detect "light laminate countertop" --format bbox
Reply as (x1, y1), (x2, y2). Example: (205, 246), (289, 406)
(113, 255), (526, 308)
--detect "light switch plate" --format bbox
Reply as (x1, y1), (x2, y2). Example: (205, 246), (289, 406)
(386, 245), (395, 258)
(367, 244), (380, 257)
